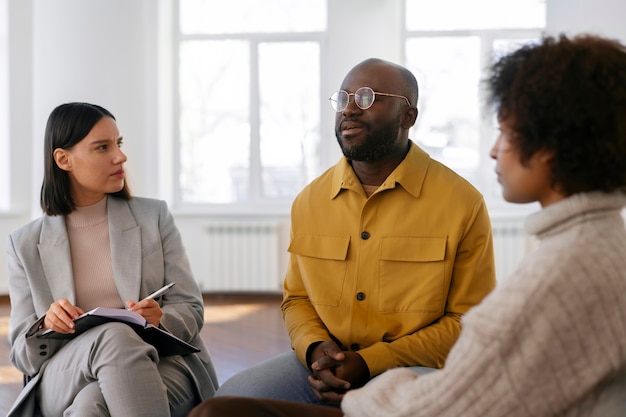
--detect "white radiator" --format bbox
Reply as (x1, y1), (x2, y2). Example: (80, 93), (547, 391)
(198, 218), (527, 291)
(491, 217), (528, 283)
(201, 221), (283, 292)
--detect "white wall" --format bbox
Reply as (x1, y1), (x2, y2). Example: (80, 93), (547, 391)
(1, 0), (625, 293)
(1, 0), (162, 293)
(31, 0), (160, 201)
(547, 0), (626, 40)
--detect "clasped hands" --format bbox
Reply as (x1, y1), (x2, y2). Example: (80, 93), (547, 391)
(42, 297), (163, 334)
(308, 340), (370, 405)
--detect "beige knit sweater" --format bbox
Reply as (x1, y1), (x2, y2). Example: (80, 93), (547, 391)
(342, 192), (626, 417)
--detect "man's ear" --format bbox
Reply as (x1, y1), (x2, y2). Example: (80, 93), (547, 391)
(401, 106), (418, 129)
(53, 148), (72, 171)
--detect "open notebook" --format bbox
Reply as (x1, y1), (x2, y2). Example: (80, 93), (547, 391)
(37, 307), (200, 356)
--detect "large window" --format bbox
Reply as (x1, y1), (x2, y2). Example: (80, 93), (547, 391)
(174, 0), (546, 210)
(176, 0), (325, 206)
(404, 0), (546, 201)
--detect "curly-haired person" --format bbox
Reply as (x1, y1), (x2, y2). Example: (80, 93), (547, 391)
(187, 33), (626, 417)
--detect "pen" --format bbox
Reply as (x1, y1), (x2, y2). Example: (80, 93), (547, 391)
(142, 282), (176, 301)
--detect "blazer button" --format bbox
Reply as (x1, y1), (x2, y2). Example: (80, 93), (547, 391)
(356, 292), (366, 301)
(39, 352), (47, 356)
(39, 345), (46, 350)
(361, 231), (370, 240)
(350, 343), (360, 351)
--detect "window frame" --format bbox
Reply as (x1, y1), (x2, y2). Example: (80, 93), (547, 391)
(169, 0), (544, 215)
(172, 1), (326, 214)
(401, 26), (544, 209)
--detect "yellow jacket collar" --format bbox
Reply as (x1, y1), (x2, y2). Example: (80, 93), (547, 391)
(330, 140), (430, 199)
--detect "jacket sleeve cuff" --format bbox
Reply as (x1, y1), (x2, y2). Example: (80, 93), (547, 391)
(25, 316), (46, 338)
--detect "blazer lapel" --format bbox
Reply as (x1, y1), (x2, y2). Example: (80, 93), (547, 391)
(38, 215), (76, 304)
(107, 196), (142, 303)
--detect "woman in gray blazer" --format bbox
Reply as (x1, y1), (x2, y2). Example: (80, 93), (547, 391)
(6, 102), (218, 417)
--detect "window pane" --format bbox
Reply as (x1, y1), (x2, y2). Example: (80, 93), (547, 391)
(258, 42), (320, 199)
(179, 40), (250, 203)
(180, 0), (327, 34)
(406, 37), (481, 174)
(406, 0), (546, 31)
(492, 38), (538, 61)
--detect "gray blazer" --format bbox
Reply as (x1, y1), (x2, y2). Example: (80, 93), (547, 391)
(6, 196), (218, 416)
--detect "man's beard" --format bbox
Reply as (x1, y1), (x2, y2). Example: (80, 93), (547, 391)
(335, 117), (401, 162)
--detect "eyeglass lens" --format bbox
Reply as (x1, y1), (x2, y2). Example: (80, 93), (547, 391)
(355, 88), (375, 109)
(330, 87), (376, 112)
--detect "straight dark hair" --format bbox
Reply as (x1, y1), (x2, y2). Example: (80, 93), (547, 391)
(40, 102), (131, 215)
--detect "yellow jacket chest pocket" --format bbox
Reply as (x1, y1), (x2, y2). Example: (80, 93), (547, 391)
(378, 236), (448, 314)
(288, 235), (350, 306)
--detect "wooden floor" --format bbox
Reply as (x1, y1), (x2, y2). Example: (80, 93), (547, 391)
(0, 293), (290, 416)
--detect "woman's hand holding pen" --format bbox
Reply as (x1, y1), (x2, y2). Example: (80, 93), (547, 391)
(126, 298), (163, 327)
(44, 298), (85, 334)
(125, 283), (174, 326)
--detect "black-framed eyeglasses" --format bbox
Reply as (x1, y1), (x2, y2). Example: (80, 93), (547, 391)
(329, 86), (412, 112)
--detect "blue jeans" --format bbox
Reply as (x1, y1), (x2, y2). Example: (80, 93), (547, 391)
(215, 351), (437, 404)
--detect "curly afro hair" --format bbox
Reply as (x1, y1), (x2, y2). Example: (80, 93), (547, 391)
(486, 34), (626, 195)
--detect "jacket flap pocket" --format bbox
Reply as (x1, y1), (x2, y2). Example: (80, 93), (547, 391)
(288, 235), (350, 260)
(380, 236), (447, 262)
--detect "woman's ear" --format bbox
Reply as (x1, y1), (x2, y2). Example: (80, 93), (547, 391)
(537, 148), (555, 165)
(53, 148), (72, 171)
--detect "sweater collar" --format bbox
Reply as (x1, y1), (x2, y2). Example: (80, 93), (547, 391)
(525, 191), (626, 237)
(65, 196), (108, 228)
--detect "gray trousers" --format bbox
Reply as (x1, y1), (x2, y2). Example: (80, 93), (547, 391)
(37, 322), (198, 417)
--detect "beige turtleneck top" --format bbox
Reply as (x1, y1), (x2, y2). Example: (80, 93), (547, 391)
(65, 197), (123, 311)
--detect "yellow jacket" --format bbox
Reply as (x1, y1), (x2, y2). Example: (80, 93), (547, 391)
(282, 141), (496, 377)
